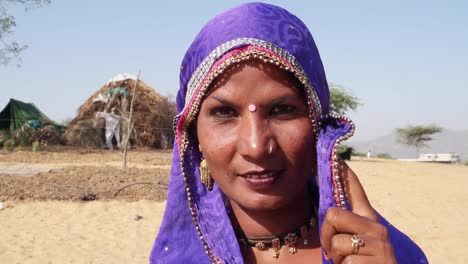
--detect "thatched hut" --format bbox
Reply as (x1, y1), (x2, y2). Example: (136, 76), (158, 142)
(65, 74), (175, 148)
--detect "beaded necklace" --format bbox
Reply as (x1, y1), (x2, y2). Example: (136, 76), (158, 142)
(233, 185), (319, 259)
(237, 214), (317, 259)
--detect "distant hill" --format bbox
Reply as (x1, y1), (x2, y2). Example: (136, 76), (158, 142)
(348, 129), (468, 160)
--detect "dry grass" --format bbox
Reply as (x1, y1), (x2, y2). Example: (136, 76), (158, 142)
(0, 147), (173, 202)
(66, 79), (168, 148)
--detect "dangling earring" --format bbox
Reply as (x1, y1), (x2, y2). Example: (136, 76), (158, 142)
(200, 158), (213, 191)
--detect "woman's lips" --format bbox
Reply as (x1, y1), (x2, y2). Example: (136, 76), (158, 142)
(240, 170), (283, 190)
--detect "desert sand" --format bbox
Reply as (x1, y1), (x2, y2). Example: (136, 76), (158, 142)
(0, 201), (166, 264)
(1, 149), (467, 263)
(349, 159), (468, 264)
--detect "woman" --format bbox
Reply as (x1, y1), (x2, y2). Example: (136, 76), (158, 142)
(151, 3), (427, 263)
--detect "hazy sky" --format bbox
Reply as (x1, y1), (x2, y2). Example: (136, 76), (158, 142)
(1, 0), (467, 141)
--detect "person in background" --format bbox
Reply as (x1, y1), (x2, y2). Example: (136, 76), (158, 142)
(96, 107), (121, 151)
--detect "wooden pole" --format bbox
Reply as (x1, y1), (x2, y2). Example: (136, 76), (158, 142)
(123, 71), (141, 169)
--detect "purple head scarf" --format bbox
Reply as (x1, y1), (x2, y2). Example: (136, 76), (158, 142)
(151, 3), (428, 264)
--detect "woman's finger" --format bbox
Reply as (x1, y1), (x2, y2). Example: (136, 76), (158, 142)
(320, 207), (389, 258)
(329, 234), (394, 264)
(339, 159), (378, 221)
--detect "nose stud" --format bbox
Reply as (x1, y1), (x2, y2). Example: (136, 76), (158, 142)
(268, 141), (273, 155)
(248, 104), (256, 112)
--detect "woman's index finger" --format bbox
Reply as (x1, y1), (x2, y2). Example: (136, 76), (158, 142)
(339, 159), (378, 222)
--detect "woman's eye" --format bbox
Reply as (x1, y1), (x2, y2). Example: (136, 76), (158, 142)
(270, 105), (297, 115)
(210, 106), (238, 118)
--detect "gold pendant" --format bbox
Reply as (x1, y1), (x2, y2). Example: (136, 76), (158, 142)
(288, 246), (297, 254)
(255, 242), (266, 250)
(272, 238), (281, 258)
(284, 233), (298, 255)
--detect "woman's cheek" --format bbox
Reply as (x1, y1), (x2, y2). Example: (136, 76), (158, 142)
(202, 126), (238, 168)
(207, 126), (237, 149)
(275, 123), (314, 153)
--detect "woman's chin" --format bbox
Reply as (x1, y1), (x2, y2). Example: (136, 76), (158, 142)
(233, 193), (291, 212)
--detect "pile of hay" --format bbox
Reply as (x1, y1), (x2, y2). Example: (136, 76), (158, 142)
(64, 119), (105, 148)
(31, 125), (64, 146)
(65, 76), (171, 148)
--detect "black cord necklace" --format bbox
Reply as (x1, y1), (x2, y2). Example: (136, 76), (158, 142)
(237, 213), (317, 258)
(232, 184), (319, 259)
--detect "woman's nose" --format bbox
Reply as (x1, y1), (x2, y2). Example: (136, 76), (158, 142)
(237, 115), (274, 160)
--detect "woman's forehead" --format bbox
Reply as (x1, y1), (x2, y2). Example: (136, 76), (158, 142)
(207, 59), (304, 98)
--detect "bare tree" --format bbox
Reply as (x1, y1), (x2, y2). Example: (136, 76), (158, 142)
(0, 0), (50, 66)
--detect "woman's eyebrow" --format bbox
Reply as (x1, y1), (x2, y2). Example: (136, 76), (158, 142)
(209, 95), (236, 107)
(209, 94), (302, 106)
(269, 94), (302, 105)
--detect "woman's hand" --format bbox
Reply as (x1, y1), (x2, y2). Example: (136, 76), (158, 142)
(320, 160), (397, 264)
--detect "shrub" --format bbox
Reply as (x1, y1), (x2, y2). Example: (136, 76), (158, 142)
(13, 128), (32, 147)
(336, 144), (354, 160)
(3, 139), (15, 152)
(0, 130), (12, 140)
(0, 130), (10, 147)
(31, 125), (62, 146)
(32, 140), (41, 152)
(376, 153), (393, 159)
(352, 152), (366, 157)
(463, 161), (468, 166)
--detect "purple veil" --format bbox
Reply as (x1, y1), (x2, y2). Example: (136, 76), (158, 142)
(150, 3), (428, 264)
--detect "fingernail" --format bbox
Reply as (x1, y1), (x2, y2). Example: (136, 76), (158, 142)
(323, 249), (330, 260)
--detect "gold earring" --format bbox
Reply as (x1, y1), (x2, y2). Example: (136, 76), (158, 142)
(200, 158), (213, 191)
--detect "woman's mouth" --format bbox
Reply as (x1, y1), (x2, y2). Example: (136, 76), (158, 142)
(240, 170), (283, 190)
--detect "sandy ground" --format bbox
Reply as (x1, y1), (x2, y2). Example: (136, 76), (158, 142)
(0, 201), (166, 264)
(349, 158), (468, 264)
(0, 149), (467, 263)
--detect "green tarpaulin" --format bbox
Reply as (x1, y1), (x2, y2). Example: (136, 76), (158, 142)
(104, 86), (129, 97)
(0, 98), (63, 131)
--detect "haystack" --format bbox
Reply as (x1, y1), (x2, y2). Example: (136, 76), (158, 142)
(65, 74), (174, 148)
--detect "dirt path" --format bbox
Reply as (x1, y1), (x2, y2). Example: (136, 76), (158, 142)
(0, 162), (170, 175)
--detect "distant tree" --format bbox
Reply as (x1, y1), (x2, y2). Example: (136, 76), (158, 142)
(376, 153), (393, 159)
(0, 0), (50, 66)
(395, 125), (443, 156)
(329, 84), (361, 116)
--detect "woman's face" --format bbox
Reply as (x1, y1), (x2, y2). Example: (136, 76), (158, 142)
(196, 60), (315, 211)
